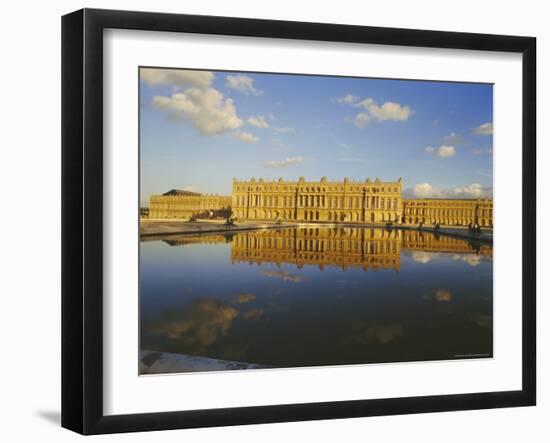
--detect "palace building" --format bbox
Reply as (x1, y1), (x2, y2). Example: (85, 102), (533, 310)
(148, 189), (232, 220)
(402, 198), (493, 227)
(148, 177), (493, 227)
(231, 177), (403, 224)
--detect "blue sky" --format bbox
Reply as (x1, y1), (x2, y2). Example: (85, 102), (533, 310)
(139, 67), (493, 207)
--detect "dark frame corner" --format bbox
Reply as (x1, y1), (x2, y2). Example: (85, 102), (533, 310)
(62, 8), (536, 435)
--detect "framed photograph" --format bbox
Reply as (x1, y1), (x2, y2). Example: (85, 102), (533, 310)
(62, 8), (536, 435)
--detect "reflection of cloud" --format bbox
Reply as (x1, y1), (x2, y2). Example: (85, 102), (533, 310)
(452, 254), (482, 266)
(365, 323), (404, 344)
(470, 313), (491, 327)
(148, 299), (238, 353)
(233, 293), (256, 304)
(260, 269), (305, 283)
(435, 289), (452, 302)
(352, 319), (404, 344)
(411, 251), (433, 264)
(243, 309), (264, 320)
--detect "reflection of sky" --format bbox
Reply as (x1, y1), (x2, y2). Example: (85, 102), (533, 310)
(140, 230), (493, 369)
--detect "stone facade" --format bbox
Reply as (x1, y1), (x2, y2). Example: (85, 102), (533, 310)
(232, 177), (403, 223)
(148, 178), (493, 227)
(402, 198), (493, 227)
(149, 189), (232, 220)
(401, 229), (493, 257)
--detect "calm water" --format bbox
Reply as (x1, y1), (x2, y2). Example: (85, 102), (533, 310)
(140, 227), (493, 372)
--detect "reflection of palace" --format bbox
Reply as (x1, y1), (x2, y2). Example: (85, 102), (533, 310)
(148, 177), (493, 227)
(158, 227), (491, 271)
(401, 230), (492, 257)
(231, 227), (401, 272)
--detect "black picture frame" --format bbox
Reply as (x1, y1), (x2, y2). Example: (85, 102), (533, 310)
(62, 8), (536, 435)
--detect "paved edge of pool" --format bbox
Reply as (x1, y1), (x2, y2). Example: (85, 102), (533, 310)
(139, 350), (266, 375)
(140, 221), (492, 244)
(140, 221), (297, 237)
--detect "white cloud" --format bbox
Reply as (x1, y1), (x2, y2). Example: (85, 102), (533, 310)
(355, 98), (413, 122)
(472, 122), (493, 135)
(408, 182), (492, 199)
(339, 157), (366, 163)
(225, 75), (263, 96)
(473, 146), (493, 155)
(247, 115), (269, 128)
(335, 94), (359, 104)
(235, 131), (258, 144)
(272, 126), (295, 134)
(438, 145), (456, 158)
(453, 183), (487, 198)
(353, 112), (371, 128)
(412, 182), (443, 198)
(339, 95), (413, 126)
(153, 87), (243, 135)
(477, 168), (493, 178)
(443, 132), (465, 144)
(424, 145), (456, 158)
(141, 68), (213, 89)
(263, 156), (304, 168)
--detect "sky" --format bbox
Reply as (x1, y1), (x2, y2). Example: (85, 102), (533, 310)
(139, 67), (493, 207)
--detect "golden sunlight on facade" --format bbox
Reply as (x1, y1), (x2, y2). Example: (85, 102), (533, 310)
(147, 177), (493, 227)
(148, 189), (232, 219)
(232, 177), (402, 223)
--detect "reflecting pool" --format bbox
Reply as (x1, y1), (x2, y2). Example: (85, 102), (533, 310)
(140, 227), (493, 373)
